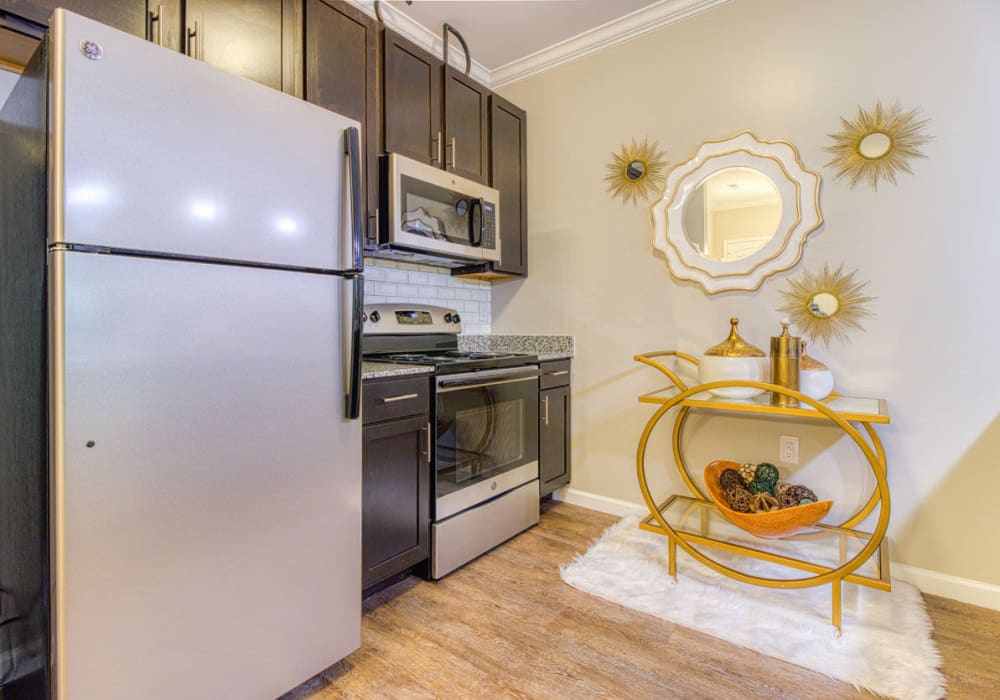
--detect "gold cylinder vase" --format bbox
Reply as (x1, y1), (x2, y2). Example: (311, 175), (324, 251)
(770, 319), (801, 407)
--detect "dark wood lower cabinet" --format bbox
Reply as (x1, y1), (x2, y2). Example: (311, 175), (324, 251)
(539, 361), (571, 497)
(361, 375), (431, 590)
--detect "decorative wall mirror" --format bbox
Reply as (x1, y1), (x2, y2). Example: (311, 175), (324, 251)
(778, 264), (876, 345)
(651, 132), (823, 294)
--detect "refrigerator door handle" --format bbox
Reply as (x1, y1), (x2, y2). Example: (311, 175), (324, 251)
(344, 275), (364, 420)
(345, 126), (363, 272)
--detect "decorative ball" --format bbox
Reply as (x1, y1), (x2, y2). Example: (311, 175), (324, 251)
(749, 462), (780, 494)
(798, 498), (816, 506)
(773, 480), (792, 498)
(719, 469), (744, 491)
(750, 492), (780, 513)
(787, 484), (818, 503)
(738, 462), (758, 485)
(778, 493), (800, 509)
(725, 485), (753, 513)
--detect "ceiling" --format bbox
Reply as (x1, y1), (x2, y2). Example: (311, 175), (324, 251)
(387, 0), (658, 70)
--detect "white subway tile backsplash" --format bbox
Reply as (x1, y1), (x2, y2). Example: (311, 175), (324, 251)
(364, 259), (492, 334)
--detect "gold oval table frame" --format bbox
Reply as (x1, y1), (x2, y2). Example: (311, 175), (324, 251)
(633, 351), (892, 632)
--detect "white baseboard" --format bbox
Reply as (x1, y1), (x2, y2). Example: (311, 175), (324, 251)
(892, 563), (1000, 612)
(552, 487), (1000, 612)
(551, 487), (647, 518)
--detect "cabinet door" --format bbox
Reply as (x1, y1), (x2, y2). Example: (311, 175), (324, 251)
(489, 94), (527, 275)
(383, 29), (441, 166)
(362, 415), (431, 589)
(183, 0), (294, 92)
(305, 0), (378, 245)
(443, 66), (488, 184)
(0, 1), (147, 36)
(539, 385), (571, 497)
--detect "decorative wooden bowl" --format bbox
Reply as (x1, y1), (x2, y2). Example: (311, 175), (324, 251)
(703, 460), (832, 539)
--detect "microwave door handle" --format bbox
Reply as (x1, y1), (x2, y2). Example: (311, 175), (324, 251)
(467, 198), (484, 247)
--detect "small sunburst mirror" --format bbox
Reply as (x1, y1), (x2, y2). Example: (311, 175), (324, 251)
(826, 100), (931, 190)
(778, 264), (876, 345)
(605, 138), (667, 206)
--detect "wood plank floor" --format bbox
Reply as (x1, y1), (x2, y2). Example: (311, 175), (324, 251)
(284, 501), (1000, 699)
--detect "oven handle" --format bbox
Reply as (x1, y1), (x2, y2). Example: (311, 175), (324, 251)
(437, 368), (539, 392)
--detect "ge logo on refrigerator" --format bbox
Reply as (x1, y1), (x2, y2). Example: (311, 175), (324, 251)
(79, 40), (103, 61)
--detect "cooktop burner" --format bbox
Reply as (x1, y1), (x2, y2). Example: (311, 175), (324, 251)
(362, 304), (538, 374)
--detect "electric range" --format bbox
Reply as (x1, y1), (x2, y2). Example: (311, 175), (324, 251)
(363, 304), (540, 579)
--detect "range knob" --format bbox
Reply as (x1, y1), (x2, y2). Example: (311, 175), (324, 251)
(443, 313), (453, 323)
(369, 310), (381, 323)
(362, 312), (368, 323)
(452, 313), (461, 324)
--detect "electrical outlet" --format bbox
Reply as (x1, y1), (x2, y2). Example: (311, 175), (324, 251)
(779, 435), (799, 464)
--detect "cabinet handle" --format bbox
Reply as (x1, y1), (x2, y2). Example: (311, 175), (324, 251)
(380, 392), (419, 404)
(542, 395), (549, 426)
(431, 132), (442, 165)
(423, 422), (432, 459)
(147, 4), (163, 45)
(447, 137), (457, 168)
(185, 20), (199, 59)
(546, 370), (569, 377)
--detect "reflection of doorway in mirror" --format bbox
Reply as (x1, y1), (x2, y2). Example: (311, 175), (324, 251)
(704, 167), (781, 261)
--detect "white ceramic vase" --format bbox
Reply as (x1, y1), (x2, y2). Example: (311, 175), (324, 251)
(699, 317), (766, 399)
(799, 341), (834, 401)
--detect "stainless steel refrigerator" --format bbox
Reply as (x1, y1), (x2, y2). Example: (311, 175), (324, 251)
(0, 10), (364, 699)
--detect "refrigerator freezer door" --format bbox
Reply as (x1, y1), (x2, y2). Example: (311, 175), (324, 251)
(51, 11), (360, 271)
(50, 251), (361, 699)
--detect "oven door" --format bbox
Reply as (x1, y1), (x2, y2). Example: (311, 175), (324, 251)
(386, 153), (500, 263)
(434, 365), (539, 519)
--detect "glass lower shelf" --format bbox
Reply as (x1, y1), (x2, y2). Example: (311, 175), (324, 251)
(640, 494), (891, 589)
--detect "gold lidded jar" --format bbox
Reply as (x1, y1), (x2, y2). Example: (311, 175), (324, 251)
(799, 340), (834, 400)
(698, 317), (766, 398)
(770, 319), (801, 407)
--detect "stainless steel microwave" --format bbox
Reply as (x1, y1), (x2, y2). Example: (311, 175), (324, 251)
(377, 153), (500, 266)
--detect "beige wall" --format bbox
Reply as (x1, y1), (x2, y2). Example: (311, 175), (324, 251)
(494, 0), (1000, 586)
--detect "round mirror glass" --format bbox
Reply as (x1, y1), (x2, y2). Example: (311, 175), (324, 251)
(808, 292), (840, 318)
(858, 132), (892, 159)
(626, 160), (645, 181)
(681, 167), (782, 261)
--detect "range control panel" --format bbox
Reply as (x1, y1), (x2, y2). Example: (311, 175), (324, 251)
(363, 303), (462, 335)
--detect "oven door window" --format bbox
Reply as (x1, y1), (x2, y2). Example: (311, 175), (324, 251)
(400, 174), (481, 247)
(435, 378), (539, 498)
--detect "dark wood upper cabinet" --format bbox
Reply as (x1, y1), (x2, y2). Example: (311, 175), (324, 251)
(182, 0), (292, 92)
(443, 66), (488, 184)
(0, 1), (147, 36)
(382, 28), (440, 167)
(304, 0), (378, 238)
(489, 94), (527, 276)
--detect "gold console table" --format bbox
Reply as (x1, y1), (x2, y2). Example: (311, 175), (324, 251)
(634, 351), (891, 632)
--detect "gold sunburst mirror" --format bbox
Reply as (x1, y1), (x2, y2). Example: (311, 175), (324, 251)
(605, 137), (667, 206)
(826, 100), (931, 190)
(778, 264), (876, 345)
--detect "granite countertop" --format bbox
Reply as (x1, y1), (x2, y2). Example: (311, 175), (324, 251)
(459, 334), (574, 361)
(361, 362), (434, 380)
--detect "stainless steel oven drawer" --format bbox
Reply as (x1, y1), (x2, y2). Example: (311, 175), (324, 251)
(431, 479), (539, 579)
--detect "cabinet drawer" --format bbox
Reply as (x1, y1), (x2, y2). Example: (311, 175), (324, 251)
(539, 360), (571, 389)
(363, 375), (430, 424)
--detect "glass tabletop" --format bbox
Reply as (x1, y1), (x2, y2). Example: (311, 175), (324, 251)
(638, 386), (889, 424)
(641, 495), (889, 586)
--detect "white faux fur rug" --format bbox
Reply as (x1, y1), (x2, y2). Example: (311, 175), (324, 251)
(561, 517), (945, 699)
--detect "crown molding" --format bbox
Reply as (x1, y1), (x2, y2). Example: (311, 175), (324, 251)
(490, 0), (732, 89)
(345, 1), (492, 86)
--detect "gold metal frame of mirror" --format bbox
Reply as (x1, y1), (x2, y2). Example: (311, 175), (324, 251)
(632, 350), (891, 632)
(825, 100), (931, 190)
(778, 264), (876, 346)
(604, 137), (668, 206)
(651, 131), (823, 295)
(660, 148), (802, 280)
